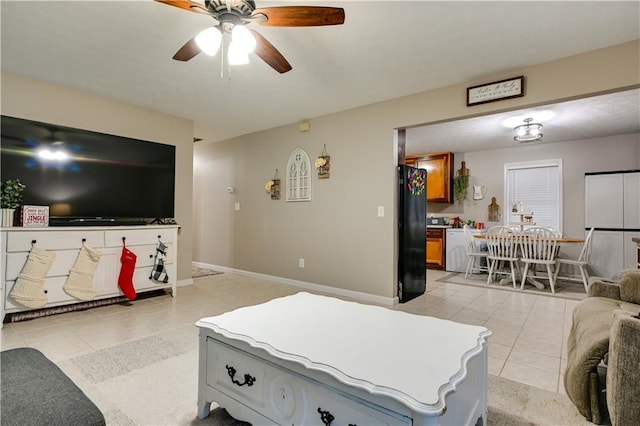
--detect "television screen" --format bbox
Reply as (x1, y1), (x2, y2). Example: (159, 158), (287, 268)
(1, 115), (175, 225)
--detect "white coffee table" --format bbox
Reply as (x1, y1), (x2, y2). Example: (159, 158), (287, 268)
(196, 292), (491, 425)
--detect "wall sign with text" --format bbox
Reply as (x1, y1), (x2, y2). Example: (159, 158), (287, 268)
(467, 76), (525, 106)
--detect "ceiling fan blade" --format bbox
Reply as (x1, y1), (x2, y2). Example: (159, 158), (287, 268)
(154, 0), (210, 15)
(250, 30), (292, 74)
(252, 6), (345, 27)
(172, 37), (201, 61)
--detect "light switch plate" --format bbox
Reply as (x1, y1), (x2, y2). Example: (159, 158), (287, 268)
(377, 206), (384, 217)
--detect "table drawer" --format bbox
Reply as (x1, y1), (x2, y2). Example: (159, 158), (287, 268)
(104, 229), (174, 247)
(5, 250), (92, 281)
(205, 337), (409, 426)
(206, 338), (268, 411)
(6, 231), (104, 252)
(307, 385), (409, 426)
(5, 276), (74, 311)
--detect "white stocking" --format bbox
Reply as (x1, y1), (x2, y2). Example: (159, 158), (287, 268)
(10, 246), (55, 309)
(63, 244), (101, 301)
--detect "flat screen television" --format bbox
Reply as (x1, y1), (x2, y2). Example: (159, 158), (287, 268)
(1, 115), (175, 226)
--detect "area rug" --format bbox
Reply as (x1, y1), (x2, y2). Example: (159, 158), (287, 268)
(1, 347), (106, 426)
(192, 265), (223, 278)
(56, 332), (589, 425)
(436, 272), (588, 301)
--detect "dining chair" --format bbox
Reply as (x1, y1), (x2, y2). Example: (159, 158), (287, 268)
(485, 226), (520, 287)
(519, 227), (559, 293)
(542, 226), (563, 237)
(553, 227), (594, 292)
(463, 224), (488, 278)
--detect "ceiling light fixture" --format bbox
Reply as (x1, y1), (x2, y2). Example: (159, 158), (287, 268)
(194, 22), (256, 76)
(514, 118), (543, 142)
(37, 148), (69, 162)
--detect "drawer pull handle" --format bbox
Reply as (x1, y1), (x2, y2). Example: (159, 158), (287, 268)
(225, 365), (256, 387)
(317, 408), (356, 426)
(317, 408), (334, 426)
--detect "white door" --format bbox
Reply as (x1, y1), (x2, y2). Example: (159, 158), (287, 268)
(585, 174), (623, 228)
(623, 172), (640, 228)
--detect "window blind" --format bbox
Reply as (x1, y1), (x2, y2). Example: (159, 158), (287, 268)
(505, 160), (562, 232)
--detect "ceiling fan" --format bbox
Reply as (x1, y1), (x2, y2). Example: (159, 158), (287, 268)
(155, 0), (345, 74)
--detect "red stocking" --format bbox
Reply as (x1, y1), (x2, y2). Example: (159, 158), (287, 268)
(118, 246), (137, 300)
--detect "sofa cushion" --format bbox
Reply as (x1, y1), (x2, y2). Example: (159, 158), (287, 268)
(619, 270), (640, 305)
(564, 297), (618, 423)
(606, 310), (640, 426)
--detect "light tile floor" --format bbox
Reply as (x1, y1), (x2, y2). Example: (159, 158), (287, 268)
(0, 269), (577, 395)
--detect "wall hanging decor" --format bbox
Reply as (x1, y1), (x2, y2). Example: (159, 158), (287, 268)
(488, 197), (500, 222)
(473, 185), (486, 200)
(315, 144), (330, 179)
(286, 148), (311, 202)
(467, 76), (525, 106)
(453, 161), (469, 203)
(264, 169), (281, 200)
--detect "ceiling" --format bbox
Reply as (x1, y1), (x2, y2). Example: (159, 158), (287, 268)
(405, 88), (640, 155)
(1, 1), (639, 144)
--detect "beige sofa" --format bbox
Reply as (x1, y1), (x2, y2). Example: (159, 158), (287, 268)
(564, 270), (640, 425)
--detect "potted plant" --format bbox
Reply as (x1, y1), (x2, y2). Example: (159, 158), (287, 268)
(1, 179), (26, 227)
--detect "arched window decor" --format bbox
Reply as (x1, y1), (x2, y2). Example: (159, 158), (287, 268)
(286, 147), (311, 202)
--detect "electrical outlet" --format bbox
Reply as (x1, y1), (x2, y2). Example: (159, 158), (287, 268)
(298, 258), (305, 268)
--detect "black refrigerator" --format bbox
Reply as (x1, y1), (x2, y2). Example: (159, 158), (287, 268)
(398, 164), (427, 303)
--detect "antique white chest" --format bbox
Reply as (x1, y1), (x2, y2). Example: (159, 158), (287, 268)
(196, 292), (491, 426)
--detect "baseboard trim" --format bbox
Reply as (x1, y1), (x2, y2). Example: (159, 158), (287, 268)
(192, 262), (398, 306)
(177, 278), (194, 288)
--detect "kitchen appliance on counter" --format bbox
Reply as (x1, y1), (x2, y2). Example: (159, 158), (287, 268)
(427, 216), (450, 226)
(446, 228), (487, 273)
(398, 164), (427, 303)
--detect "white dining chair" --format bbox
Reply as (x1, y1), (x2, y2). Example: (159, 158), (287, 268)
(519, 227), (559, 293)
(553, 227), (594, 292)
(485, 226), (520, 287)
(463, 225), (488, 278)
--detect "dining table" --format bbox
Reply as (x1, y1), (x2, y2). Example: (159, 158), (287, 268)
(472, 233), (585, 289)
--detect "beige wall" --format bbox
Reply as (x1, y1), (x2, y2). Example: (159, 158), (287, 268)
(1, 72), (195, 282)
(194, 40), (639, 300)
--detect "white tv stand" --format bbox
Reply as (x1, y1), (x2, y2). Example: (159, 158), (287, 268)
(1, 225), (178, 324)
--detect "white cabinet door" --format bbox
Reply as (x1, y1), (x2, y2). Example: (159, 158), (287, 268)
(590, 230), (624, 280)
(624, 172), (640, 228)
(585, 174), (623, 228)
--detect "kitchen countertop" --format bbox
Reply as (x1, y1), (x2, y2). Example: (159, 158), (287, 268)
(427, 225), (452, 229)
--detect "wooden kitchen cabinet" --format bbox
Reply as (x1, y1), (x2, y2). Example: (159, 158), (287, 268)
(406, 152), (454, 203)
(426, 228), (446, 270)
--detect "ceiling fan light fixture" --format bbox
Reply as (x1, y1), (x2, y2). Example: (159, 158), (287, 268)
(513, 118), (543, 142)
(195, 27), (222, 56)
(228, 42), (250, 65)
(37, 148), (70, 162)
(231, 25), (256, 53)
